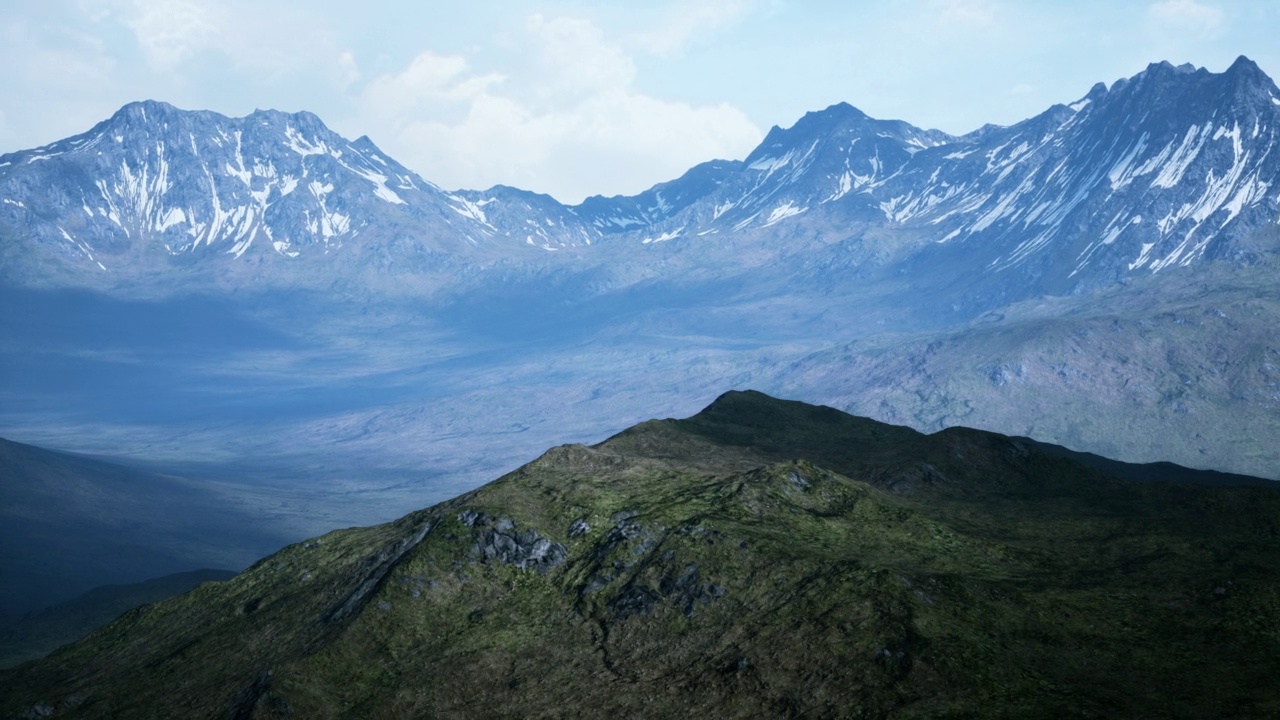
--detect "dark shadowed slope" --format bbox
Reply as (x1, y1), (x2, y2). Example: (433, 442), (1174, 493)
(0, 438), (295, 619)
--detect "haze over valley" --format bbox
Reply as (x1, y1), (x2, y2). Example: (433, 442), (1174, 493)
(3, 57), (1280, 618)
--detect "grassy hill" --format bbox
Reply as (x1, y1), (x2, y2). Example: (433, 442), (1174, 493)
(2, 391), (1278, 718)
(0, 570), (237, 669)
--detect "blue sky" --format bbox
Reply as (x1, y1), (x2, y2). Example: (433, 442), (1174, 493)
(2, 0), (1277, 203)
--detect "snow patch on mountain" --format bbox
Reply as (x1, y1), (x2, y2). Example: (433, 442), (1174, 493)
(764, 203), (806, 226)
(642, 227), (684, 244)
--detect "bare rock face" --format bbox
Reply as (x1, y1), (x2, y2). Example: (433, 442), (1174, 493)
(459, 511), (568, 573)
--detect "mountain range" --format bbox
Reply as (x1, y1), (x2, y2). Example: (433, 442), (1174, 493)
(1, 57), (1278, 624)
(4, 58), (1277, 309)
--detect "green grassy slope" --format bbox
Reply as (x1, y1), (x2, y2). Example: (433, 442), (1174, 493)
(2, 391), (1278, 718)
(0, 569), (237, 669)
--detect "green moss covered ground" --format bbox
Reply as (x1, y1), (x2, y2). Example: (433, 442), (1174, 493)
(3, 391), (1278, 718)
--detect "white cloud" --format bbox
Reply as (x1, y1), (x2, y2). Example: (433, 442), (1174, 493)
(931, 0), (998, 28)
(636, 0), (749, 58)
(1147, 0), (1224, 39)
(523, 15), (637, 102)
(354, 14), (762, 203)
(337, 50), (360, 88)
(0, 14), (121, 150)
(76, 0), (114, 23)
(360, 51), (503, 120)
(0, 18), (115, 92)
(102, 0), (352, 83)
(126, 0), (221, 71)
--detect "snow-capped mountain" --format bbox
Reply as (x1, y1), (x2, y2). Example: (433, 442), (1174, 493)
(449, 185), (600, 251)
(2, 57), (1278, 299)
(567, 57), (1280, 300)
(572, 159), (743, 236)
(0, 101), (588, 282)
(680, 102), (954, 233)
(556, 104), (954, 246)
(874, 56), (1280, 294)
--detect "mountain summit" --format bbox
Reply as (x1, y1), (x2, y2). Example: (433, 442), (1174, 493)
(0, 100), (568, 284)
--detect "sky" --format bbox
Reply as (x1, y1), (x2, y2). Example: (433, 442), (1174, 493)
(2, 0), (1278, 204)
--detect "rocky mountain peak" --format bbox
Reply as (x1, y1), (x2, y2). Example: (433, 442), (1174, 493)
(1224, 54), (1268, 80)
(0, 100), (535, 282)
(109, 99), (181, 123)
(1114, 55), (1276, 107)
